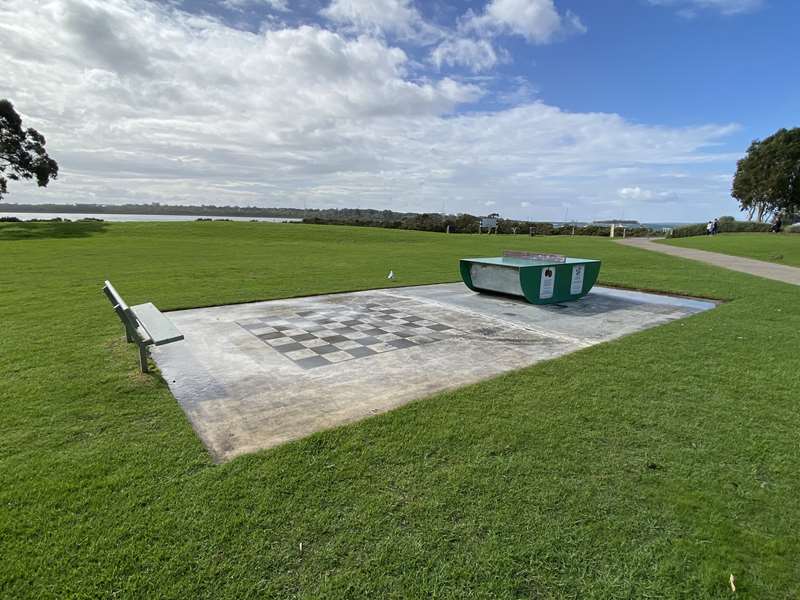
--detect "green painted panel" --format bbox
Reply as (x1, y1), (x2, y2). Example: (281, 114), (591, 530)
(459, 260), (477, 292)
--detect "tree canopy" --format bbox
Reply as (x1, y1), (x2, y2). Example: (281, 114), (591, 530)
(0, 100), (59, 200)
(732, 127), (800, 222)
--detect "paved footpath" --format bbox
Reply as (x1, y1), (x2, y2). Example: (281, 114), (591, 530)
(617, 237), (800, 287)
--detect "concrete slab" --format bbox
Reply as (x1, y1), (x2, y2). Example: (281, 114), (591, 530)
(152, 284), (716, 462)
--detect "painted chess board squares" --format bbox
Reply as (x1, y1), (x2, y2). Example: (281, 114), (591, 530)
(237, 301), (460, 370)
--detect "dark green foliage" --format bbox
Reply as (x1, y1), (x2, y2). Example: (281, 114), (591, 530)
(669, 221), (771, 238)
(303, 214), (657, 237)
(304, 211), (482, 233)
(732, 128), (800, 221)
(668, 223), (708, 238)
(0, 100), (58, 199)
(0, 218), (106, 240)
(715, 221), (771, 235)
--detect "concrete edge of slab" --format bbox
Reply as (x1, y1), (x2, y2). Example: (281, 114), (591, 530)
(154, 282), (720, 462)
(590, 286), (719, 311)
(163, 281), (721, 317)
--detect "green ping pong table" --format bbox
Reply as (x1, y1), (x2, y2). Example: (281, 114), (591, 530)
(460, 251), (601, 305)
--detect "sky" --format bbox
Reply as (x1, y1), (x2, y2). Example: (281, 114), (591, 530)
(1, 0), (798, 222)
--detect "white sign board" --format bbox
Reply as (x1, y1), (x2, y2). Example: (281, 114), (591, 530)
(539, 267), (555, 299)
(570, 264), (585, 295)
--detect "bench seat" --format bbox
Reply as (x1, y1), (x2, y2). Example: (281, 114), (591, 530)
(131, 302), (184, 346)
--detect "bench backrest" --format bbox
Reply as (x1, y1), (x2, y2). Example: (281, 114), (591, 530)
(103, 280), (140, 332)
(103, 280), (128, 310)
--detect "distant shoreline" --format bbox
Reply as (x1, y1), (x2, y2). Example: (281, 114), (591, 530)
(0, 203), (690, 229)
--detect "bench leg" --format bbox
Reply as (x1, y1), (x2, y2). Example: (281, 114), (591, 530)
(124, 323), (135, 343)
(138, 343), (149, 373)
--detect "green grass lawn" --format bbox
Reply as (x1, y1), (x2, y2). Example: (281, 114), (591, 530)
(664, 232), (800, 267)
(2, 221), (799, 599)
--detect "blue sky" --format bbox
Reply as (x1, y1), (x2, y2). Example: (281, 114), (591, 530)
(201, 0), (797, 140)
(2, 0), (798, 221)
(532, 2), (799, 134)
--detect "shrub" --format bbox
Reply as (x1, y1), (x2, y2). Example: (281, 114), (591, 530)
(669, 221), (771, 238)
(720, 221), (772, 234)
(669, 223), (709, 238)
(616, 227), (656, 238)
(300, 215), (661, 237)
(512, 222), (554, 235)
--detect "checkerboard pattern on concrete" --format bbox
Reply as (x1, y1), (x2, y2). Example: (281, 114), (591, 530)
(237, 300), (461, 369)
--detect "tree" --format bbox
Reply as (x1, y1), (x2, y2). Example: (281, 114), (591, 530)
(0, 100), (59, 200)
(732, 128), (800, 222)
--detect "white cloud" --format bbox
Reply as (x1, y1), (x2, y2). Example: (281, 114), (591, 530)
(222, 0), (290, 11)
(647, 0), (764, 16)
(498, 77), (538, 104)
(430, 38), (504, 72)
(463, 0), (587, 44)
(263, 0), (289, 9)
(619, 186), (654, 200)
(1, 0), (739, 222)
(320, 0), (440, 42)
(618, 186), (679, 203)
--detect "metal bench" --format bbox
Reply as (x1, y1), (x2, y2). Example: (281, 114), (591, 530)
(102, 280), (184, 373)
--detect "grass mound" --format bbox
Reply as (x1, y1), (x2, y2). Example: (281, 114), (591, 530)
(665, 232), (800, 267)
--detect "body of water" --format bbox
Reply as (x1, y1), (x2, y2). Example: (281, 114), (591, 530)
(0, 212), (302, 223)
(552, 221), (690, 229)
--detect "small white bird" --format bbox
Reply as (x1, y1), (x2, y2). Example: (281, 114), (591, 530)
(387, 270), (396, 280)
